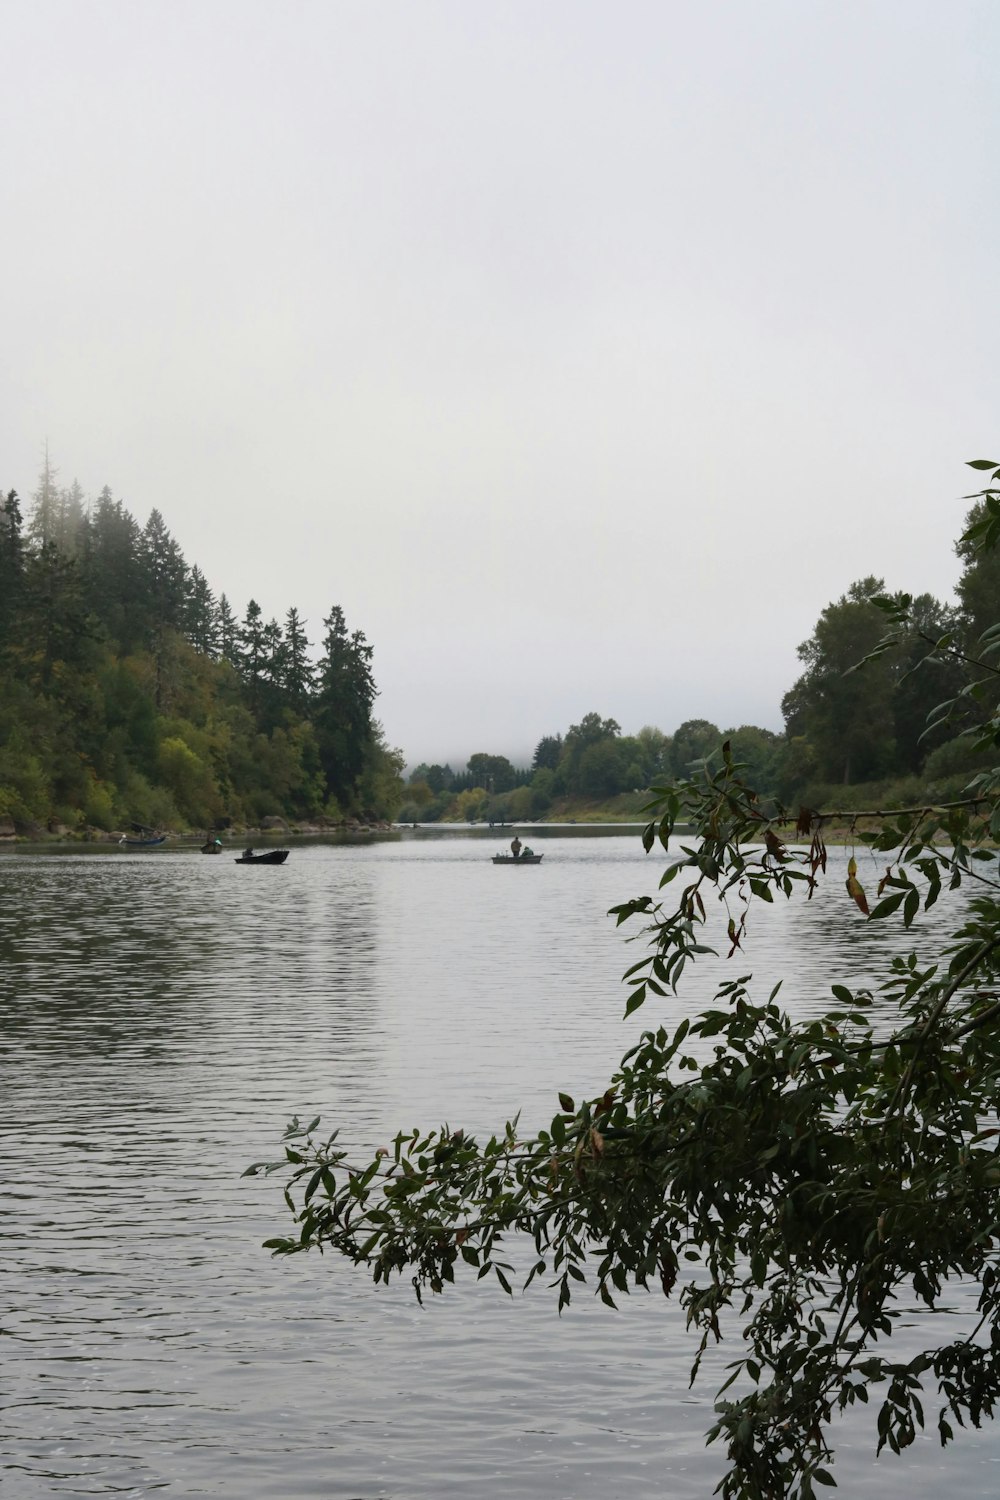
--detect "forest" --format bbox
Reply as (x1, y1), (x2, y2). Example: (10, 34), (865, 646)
(0, 456), (405, 834)
(3, 457), (998, 838)
(402, 500), (999, 825)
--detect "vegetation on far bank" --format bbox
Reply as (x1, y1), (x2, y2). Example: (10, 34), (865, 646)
(0, 454), (405, 836)
(401, 496), (997, 828)
(4, 446), (1000, 843)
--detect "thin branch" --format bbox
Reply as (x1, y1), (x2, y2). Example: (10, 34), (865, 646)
(947, 997), (1000, 1043)
(794, 796), (987, 825)
(883, 934), (1000, 1127)
(913, 625), (1000, 681)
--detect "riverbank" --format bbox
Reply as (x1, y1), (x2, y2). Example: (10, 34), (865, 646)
(0, 815), (396, 845)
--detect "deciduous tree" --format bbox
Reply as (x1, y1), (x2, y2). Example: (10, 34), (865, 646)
(252, 460), (1000, 1499)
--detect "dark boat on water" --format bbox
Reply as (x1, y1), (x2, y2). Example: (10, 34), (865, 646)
(200, 837), (223, 854)
(234, 848), (289, 865)
(492, 852), (543, 865)
(119, 825), (166, 848)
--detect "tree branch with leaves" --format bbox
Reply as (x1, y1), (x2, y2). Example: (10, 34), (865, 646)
(249, 459), (1000, 1499)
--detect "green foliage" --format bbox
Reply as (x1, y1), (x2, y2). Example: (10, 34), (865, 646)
(252, 459), (1000, 1496)
(82, 777), (116, 831)
(529, 766), (556, 810)
(451, 786), (489, 822)
(781, 578), (897, 784)
(781, 583), (963, 788)
(669, 718), (722, 776)
(464, 752), (516, 792)
(0, 466), (403, 830)
(532, 733), (563, 771)
(157, 735), (218, 826)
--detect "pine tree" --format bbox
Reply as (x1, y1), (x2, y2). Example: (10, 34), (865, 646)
(0, 489), (24, 644)
(314, 605), (377, 807)
(83, 488), (144, 651)
(18, 541), (93, 688)
(56, 479), (87, 555)
(139, 509), (188, 708)
(262, 617), (286, 685)
(239, 599), (267, 713)
(185, 565), (220, 658)
(27, 442), (60, 548)
(217, 593), (240, 669)
(283, 606), (315, 705)
(139, 509), (188, 635)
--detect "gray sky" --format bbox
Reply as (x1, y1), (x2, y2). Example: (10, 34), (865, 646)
(2, 1), (997, 769)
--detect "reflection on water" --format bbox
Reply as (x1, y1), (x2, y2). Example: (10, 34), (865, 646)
(2, 834), (999, 1497)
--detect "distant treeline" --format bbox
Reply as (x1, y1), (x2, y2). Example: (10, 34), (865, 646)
(0, 454), (404, 832)
(403, 500), (999, 824)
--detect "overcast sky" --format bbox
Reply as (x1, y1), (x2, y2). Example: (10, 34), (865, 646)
(2, 1), (997, 768)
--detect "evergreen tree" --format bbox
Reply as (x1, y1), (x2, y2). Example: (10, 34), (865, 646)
(314, 605), (377, 808)
(259, 616), (287, 727)
(82, 488), (144, 651)
(532, 734), (563, 771)
(217, 593), (240, 669)
(18, 542), (94, 689)
(139, 509), (188, 636)
(27, 444), (60, 549)
(138, 508), (188, 708)
(239, 599), (267, 714)
(262, 617), (286, 685)
(283, 606), (315, 705)
(0, 489), (25, 643)
(185, 566), (220, 658)
(56, 479), (87, 555)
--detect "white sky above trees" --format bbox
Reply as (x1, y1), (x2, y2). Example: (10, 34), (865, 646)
(2, 0), (997, 768)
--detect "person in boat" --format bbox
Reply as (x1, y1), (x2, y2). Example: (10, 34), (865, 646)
(510, 835), (522, 858)
(243, 846), (254, 858)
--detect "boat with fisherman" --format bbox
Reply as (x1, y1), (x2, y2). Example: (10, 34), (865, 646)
(234, 847), (289, 865)
(492, 833), (543, 865)
(118, 824), (166, 849)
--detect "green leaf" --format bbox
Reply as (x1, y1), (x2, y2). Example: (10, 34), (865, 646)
(868, 890), (905, 921)
(624, 988), (647, 1017)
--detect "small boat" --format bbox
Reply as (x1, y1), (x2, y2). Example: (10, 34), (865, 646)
(492, 852), (543, 865)
(118, 833), (166, 848)
(200, 837), (223, 854)
(234, 848), (289, 865)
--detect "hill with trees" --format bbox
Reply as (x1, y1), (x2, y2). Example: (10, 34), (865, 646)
(0, 455), (404, 835)
(5, 451), (998, 840)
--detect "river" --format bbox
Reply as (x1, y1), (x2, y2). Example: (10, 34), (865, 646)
(3, 827), (1000, 1497)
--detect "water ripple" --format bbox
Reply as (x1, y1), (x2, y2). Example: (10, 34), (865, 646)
(2, 834), (998, 1496)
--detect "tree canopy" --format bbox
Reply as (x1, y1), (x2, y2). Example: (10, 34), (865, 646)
(0, 460), (404, 831)
(252, 459), (1000, 1497)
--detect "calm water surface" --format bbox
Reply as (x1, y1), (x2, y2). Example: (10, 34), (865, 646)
(3, 829), (1000, 1497)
